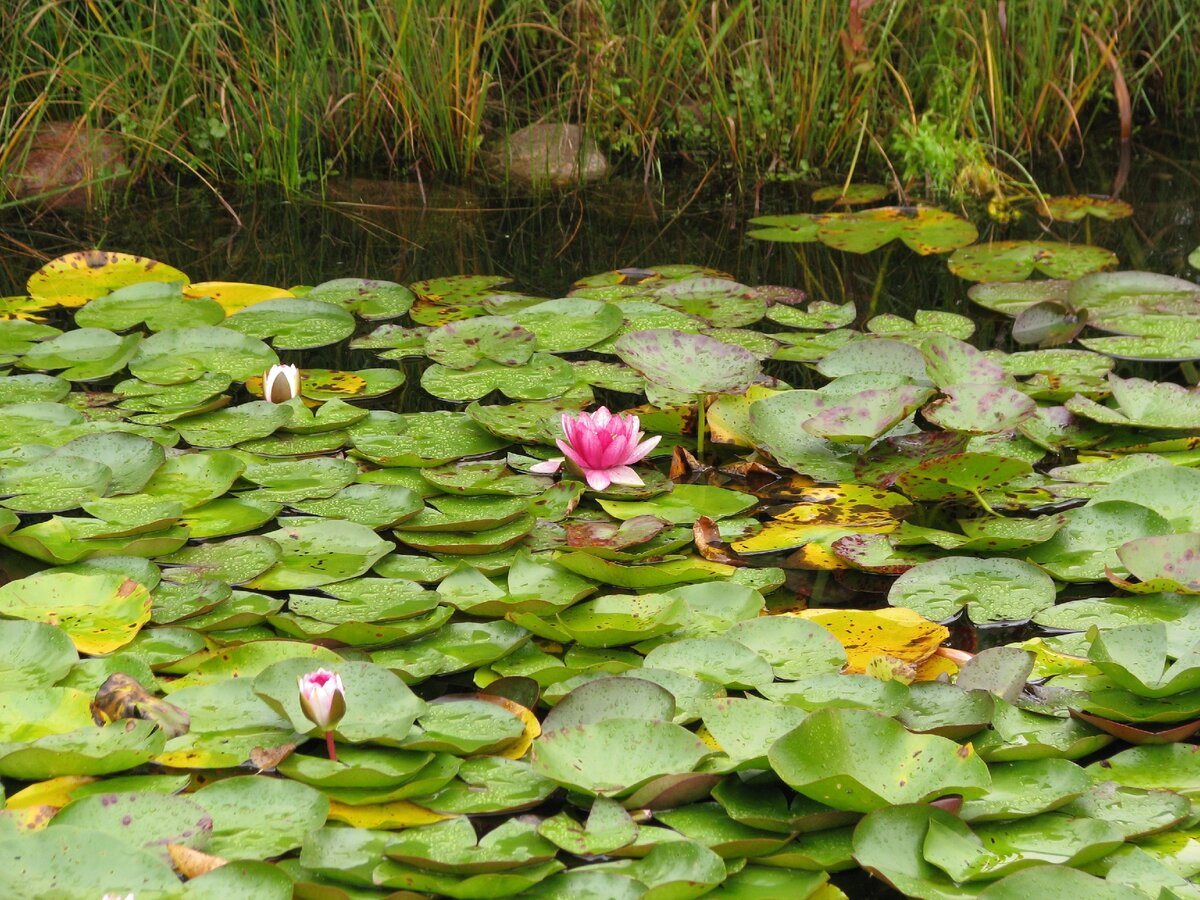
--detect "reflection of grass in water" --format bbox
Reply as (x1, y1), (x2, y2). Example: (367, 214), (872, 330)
(1, 0), (1197, 196)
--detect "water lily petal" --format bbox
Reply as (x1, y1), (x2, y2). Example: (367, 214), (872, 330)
(629, 434), (662, 462)
(583, 468), (614, 491)
(605, 465), (644, 487)
(529, 457), (564, 474)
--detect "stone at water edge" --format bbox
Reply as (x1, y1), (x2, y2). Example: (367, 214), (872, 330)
(4, 120), (130, 208)
(492, 123), (610, 186)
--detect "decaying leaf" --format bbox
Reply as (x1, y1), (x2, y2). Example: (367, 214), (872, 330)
(90, 673), (190, 738)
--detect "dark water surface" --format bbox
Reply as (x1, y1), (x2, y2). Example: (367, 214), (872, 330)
(2, 137), (1196, 318)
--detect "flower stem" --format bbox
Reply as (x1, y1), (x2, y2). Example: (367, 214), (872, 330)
(696, 395), (706, 459)
(325, 730), (337, 762)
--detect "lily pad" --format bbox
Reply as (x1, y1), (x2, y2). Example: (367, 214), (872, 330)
(615, 329), (761, 396)
(532, 717), (711, 797)
(425, 316), (537, 368)
(817, 206), (978, 255)
(888, 556), (1056, 624)
(949, 240), (1118, 282)
(769, 708), (990, 811)
(130, 326), (278, 384)
(27, 250), (189, 308)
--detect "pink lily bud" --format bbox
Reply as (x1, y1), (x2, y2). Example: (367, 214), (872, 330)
(263, 363), (301, 403)
(297, 669), (346, 731)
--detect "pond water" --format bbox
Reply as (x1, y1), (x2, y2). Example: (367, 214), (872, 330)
(0, 138), (1198, 897)
(3, 138), (1196, 319)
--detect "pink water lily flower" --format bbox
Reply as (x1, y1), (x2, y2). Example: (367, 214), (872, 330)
(299, 668), (346, 761)
(530, 407), (660, 491)
(298, 669), (346, 731)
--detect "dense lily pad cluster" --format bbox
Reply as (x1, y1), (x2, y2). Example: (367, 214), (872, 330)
(0, 234), (1199, 898)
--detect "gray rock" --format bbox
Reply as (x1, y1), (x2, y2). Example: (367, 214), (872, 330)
(495, 123), (609, 186)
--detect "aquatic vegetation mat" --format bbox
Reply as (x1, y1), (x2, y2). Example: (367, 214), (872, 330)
(1, 236), (1200, 898)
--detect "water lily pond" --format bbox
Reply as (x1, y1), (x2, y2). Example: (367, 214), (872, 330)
(2, 172), (1200, 899)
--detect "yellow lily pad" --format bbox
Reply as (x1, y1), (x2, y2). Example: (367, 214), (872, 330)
(183, 281), (293, 314)
(27, 251), (189, 309)
(794, 607), (949, 673)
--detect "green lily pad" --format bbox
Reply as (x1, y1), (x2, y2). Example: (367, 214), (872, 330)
(289, 483), (424, 528)
(168, 400), (292, 448)
(511, 298), (624, 351)
(1088, 623), (1200, 697)
(538, 796), (638, 856)
(1037, 194), (1133, 221)
(643, 637), (774, 690)
(75, 280), (224, 331)
(0, 825), (182, 898)
(888, 556), (1056, 623)
(817, 206), (978, 255)
(1085, 743), (1200, 796)
(747, 392), (855, 482)
(1061, 780), (1190, 839)
(130, 325), (278, 384)
(922, 810), (1123, 881)
(193, 773), (329, 860)
(373, 621), (530, 683)
(597, 484), (755, 524)
(248, 519), (393, 590)
(769, 708), (990, 812)
(1026, 501), (1172, 582)
(532, 717), (711, 797)
(615, 329), (762, 396)
(767, 299), (857, 331)
(425, 316), (537, 368)
(50, 789), (214, 863)
(746, 212), (828, 243)
(306, 277), (416, 319)
(973, 699), (1112, 761)
(959, 758), (1091, 822)
(224, 297), (356, 349)
(1109, 533), (1200, 594)
(949, 240), (1118, 282)
(1091, 465), (1200, 532)
(696, 697), (809, 768)
(350, 411), (509, 466)
(868, 309), (976, 341)
(649, 278), (766, 327)
(387, 815), (558, 873)
(804, 384), (933, 443)
(0, 619), (79, 689)
(19, 327), (140, 381)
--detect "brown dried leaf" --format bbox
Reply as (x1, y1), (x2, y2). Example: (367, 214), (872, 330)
(168, 843), (227, 879)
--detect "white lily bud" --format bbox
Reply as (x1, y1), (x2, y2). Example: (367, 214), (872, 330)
(263, 363), (301, 403)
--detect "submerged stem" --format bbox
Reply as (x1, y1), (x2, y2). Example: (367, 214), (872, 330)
(971, 488), (1000, 517)
(696, 395), (706, 458)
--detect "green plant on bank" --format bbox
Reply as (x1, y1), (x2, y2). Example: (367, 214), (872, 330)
(0, 0), (1197, 199)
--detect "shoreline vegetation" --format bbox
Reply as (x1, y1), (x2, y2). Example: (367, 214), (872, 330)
(1, 0), (1198, 205)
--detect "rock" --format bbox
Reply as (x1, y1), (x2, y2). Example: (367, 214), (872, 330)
(494, 123), (609, 186)
(4, 120), (129, 207)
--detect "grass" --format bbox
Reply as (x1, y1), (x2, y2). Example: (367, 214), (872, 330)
(1, 0), (1197, 201)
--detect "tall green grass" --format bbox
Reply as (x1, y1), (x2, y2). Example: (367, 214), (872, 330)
(1, 0), (1197, 198)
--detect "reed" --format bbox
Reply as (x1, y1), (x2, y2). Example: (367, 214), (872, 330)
(1, 0), (1196, 200)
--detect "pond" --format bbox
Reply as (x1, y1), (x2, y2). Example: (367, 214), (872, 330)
(0, 140), (1197, 897)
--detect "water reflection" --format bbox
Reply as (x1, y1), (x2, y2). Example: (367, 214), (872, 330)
(3, 137), (1195, 308)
